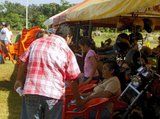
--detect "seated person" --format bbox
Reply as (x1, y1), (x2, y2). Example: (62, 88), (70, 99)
(80, 60), (121, 118)
(78, 37), (99, 84)
(97, 38), (112, 52)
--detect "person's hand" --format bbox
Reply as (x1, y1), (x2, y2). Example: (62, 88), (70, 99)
(76, 98), (87, 108)
(14, 80), (23, 91)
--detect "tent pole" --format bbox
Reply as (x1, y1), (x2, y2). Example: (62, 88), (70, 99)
(88, 20), (92, 38)
(75, 22), (80, 46)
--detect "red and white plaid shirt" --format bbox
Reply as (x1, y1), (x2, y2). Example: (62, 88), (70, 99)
(19, 34), (80, 99)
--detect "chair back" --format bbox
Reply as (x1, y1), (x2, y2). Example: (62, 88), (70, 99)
(63, 98), (109, 119)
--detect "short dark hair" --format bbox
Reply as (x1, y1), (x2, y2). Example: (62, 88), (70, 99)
(117, 33), (129, 40)
(55, 24), (72, 38)
(103, 60), (120, 76)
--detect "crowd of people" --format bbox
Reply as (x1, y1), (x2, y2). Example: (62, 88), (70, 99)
(0, 21), (160, 119)
(9, 23), (123, 119)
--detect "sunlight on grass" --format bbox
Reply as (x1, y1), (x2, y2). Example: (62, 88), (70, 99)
(0, 60), (21, 119)
(94, 32), (159, 48)
(94, 32), (118, 47)
(0, 91), (9, 119)
(0, 61), (15, 81)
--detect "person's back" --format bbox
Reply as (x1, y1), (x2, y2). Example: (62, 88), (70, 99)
(22, 34), (79, 99)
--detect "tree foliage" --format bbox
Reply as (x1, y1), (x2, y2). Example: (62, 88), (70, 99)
(0, 0), (73, 30)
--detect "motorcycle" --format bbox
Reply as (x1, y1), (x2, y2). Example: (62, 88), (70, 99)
(113, 66), (160, 119)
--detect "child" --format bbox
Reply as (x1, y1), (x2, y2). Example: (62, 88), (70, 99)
(79, 37), (99, 84)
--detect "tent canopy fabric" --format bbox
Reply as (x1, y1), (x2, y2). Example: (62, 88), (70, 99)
(44, 0), (160, 27)
(67, 0), (160, 21)
(44, 9), (68, 26)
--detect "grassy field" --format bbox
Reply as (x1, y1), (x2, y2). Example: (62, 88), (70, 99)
(0, 31), (159, 119)
(0, 61), (21, 119)
(94, 31), (159, 48)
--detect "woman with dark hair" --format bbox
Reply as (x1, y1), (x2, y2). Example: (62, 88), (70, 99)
(80, 60), (121, 119)
(78, 37), (99, 84)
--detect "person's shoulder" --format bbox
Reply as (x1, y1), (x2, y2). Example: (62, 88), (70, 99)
(49, 34), (71, 51)
(89, 49), (96, 53)
(50, 34), (66, 43)
(30, 37), (44, 45)
(50, 34), (63, 40)
(110, 76), (119, 81)
(86, 49), (93, 53)
(86, 49), (96, 56)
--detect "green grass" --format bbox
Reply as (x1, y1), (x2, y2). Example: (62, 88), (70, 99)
(94, 32), (119, 47)
(0, 60), (22, 119)
(94, 32), (159, 48)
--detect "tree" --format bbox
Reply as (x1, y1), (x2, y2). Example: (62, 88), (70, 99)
(59, 0), (72, 12)
(5, 13), (24, 30)
(0, 1), (74, 30)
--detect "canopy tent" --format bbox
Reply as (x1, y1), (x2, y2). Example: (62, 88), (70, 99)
(44, 0), (160, 28)
(67, 0), (160, 21)
(44, 9), (68, 26)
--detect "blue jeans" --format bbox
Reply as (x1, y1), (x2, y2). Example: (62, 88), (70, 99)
(25, 95), (63, 119)
(21, 96), (28, 119)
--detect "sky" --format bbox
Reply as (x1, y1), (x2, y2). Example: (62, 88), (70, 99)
(1, 0), (84, 5)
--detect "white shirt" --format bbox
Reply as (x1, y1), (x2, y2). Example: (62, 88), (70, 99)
(0, 27), (12, 43)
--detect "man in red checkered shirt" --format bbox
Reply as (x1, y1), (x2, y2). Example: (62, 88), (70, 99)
(14, 24), (82, 119)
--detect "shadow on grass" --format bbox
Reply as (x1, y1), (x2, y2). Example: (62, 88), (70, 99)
(0, 64), (22, 119)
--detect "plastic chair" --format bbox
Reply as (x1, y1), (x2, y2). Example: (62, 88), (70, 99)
(89, 79), (99, 84)
(66, 83), (96, 95)
(113, 100), (128, 111)
(79, 83), (97, 93)
(108, 96), (128, 119)
(65, 83), (97, 107)
(63, 98), (109, 119)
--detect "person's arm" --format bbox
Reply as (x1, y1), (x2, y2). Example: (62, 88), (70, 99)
(85, 90), (113, 102)
(14, 61), (26, 90)
(65, 48), (85, 107)
(70, 80), (84, 106)
(83, 56), (97, 84)
(69, 78), (79, 98)
(85, 77), (121, 101)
